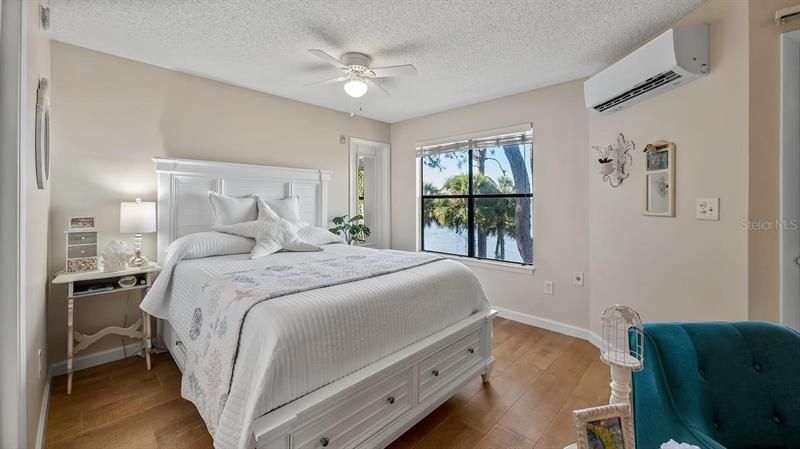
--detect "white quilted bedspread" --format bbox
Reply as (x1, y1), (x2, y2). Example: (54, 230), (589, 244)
(154, 243), (489, 449)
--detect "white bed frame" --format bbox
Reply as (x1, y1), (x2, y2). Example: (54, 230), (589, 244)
(153, 157), (496, 449)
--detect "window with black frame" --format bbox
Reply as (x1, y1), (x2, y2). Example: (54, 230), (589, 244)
(419, 129), (533, 265)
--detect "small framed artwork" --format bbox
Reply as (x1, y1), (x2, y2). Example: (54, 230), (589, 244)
(643, 140), (675, 217)
(68, 216), (96, 230)
(574, 403), (636, 449)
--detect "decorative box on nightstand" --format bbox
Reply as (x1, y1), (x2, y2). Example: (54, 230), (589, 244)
(65, 229), (99, 272)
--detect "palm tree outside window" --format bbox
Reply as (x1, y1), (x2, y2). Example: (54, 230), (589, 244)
(420, 129), (533, 265)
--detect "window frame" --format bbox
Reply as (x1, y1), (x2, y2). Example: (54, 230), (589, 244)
(419, 145), (534, 266)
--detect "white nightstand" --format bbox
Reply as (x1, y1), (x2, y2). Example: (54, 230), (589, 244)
(52, 263), (160, 394)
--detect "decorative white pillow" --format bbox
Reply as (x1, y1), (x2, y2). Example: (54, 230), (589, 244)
(215, 220), (343, 245)
(208, 192), (258, 226)
(214, 197), (306, 238)
(251, 206), (320, 259)
(297, 226), (346, 246)
(258, 195), (301, 222)
(213, 220), (262, 239)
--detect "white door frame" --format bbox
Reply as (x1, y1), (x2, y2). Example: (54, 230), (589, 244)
(780, 30), (800, 331)
(0, 0), (27, 447)
(348, 137), (391, 249)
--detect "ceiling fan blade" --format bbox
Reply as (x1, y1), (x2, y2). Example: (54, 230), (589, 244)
(371, 64), (417, 78)
(366, 78), (390, 96)
(307, 49), (347, 69)
(304, 75), (349, 87)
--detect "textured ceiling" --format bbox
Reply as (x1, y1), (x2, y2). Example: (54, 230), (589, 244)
(48, 0), (703, 123)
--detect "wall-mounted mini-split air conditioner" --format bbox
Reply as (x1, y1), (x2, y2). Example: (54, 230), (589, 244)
(584, 25), (709, 113)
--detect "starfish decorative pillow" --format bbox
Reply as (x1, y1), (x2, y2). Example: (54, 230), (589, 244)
(250, 203), (321, 258)
(212, 196), (321, 259)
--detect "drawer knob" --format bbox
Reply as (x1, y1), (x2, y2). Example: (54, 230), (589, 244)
(80, 250), (86, 254)
(319, 437), (330, 447)
(387, 396), (395, 405)
(431, 369), (439, 377)
(80, 236), (86, 240)
(175, 339), (183, 347)
(467, 348), (475, 354)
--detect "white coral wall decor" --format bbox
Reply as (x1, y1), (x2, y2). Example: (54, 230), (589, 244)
(593, 133), (634, 187)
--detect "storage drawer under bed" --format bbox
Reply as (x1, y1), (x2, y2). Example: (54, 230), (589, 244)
(418, 329), (482, 403)
(248, 310), (497, 449)
(163, 321), (188, 372)
(291, 368), (413, 449)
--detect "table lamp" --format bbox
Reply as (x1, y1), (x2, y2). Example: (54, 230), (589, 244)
(120, 198), (156, 267)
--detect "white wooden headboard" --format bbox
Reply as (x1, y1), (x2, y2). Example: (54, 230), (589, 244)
(153, 157), (331, 262)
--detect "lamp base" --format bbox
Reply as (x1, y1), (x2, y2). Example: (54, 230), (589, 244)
(128, 253), (149, 267)
(127, 233), (148, 267)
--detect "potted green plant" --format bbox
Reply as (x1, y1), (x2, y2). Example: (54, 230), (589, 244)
(329, 214), (371, 245)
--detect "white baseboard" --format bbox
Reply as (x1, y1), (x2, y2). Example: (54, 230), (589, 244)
(50, 342), (144, 377)
(494, 306), (601, 349)
(588, 331), (602, 349)
(35, 375), (51, 449)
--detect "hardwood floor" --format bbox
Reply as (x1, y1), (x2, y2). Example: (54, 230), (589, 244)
(45, 318), (610, 449)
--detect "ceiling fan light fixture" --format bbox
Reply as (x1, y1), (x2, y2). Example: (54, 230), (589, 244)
(344, 79), (368, 98)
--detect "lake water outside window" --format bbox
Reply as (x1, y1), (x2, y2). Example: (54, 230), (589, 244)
(420, 132), (533, 265)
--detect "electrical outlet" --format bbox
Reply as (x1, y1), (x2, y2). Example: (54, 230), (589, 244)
(573, 271), (584, 286)
(544, 280), (554, 295)
(696, 198), (720, 221)
(339, 135), (347, 144)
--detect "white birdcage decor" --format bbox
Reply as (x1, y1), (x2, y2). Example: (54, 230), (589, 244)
(600, 305), (644, 406)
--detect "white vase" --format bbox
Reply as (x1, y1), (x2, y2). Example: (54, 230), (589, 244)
(102, 240), (132, 272)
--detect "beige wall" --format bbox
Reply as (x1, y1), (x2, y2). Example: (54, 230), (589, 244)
(588, 0), (751, 334)
(747, 0), (800, 322)
(47, 42), (390, 363)
(390, 79), (591, 330)
(25, 0), (51, 445)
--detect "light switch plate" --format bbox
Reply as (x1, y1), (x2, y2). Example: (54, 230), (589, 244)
(544, 280), (554, 295)
(696, 198), (720, 221)
(572, 272), (584, 286)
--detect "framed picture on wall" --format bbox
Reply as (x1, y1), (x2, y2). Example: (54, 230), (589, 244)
(643, 140), (675, 217)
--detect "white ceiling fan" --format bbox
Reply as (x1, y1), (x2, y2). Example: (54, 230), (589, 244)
(306, 49), (417, 98)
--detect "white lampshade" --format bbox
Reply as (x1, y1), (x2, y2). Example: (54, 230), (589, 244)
(120, 199), (156, 234)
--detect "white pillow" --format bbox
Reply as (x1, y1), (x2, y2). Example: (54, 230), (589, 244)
(208, 192), (258, 226)
(213, 220), (261, 239)
(258, 196), (301, 222)
(251, 205), (320, 259)
(215, 221), (344, 246)
(298, 226), (346, 246)
(168, 231), (255, 260)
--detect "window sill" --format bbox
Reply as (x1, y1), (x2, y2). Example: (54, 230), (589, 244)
(441, 254), (535, 276)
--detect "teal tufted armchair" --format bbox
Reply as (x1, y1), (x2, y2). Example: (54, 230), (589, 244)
(632, 322), (800, 449)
